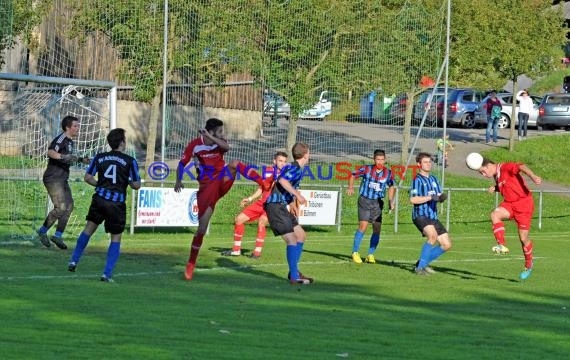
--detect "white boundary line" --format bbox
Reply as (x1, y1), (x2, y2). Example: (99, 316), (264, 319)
(0, 256), (545, 282)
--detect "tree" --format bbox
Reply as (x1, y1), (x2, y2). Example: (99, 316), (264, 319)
(0, 0), (52, 66)
(375, 1), (446, 164)
(262, 0), (446, 163)
(450, 0), (567, 151)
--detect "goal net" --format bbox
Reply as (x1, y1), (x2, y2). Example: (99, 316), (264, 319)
(0, 75), (116, 241)
(1, 0), (448, 235)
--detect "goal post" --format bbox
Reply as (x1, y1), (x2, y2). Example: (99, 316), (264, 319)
(0, 73), (117, 242)
(0, 73), (117, 128)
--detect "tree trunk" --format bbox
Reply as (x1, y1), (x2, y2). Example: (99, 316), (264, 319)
(508, 79), (517, 152)
(144, 87), (162, 172)
(286, 117), (298, 161)
(400, 90), (414, 165)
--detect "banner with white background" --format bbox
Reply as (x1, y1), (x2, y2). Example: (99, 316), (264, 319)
(135, 187), (338, 227)
(136, 187), (198, 227)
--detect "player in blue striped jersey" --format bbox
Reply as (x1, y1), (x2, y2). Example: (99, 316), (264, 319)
(67, 128), (141, 282)
(346, 149), (395, 264)
(409, 152), (451, 275)
(264, 142), (313, 285)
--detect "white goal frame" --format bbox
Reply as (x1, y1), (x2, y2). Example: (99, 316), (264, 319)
(0, 73), (117, 128)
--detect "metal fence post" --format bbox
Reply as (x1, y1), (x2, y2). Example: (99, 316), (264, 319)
(394, 187), (400, 233)
(337, 185), (343, 232)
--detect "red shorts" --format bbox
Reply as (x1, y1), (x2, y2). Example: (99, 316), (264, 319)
(241, 200), (267, 222)
(197, 178), (235, 217)
(499, 196), (534, 230)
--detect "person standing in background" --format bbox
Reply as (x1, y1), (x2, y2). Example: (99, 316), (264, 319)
(485, 91), (502, 144)
(516, 89), (533, 141)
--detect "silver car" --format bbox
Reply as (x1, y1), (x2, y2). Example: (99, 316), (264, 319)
(474, 92), (542, 128)
(263, 91), (291, 120)
(537, 93), (570, 130)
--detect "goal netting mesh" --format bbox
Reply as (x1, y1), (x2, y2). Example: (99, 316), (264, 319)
(0, 80), (112, 241)
(0, 0), (448, 240)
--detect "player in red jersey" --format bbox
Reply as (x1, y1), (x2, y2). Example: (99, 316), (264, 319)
(222, 151), (288, 258)
(174, 118), (269, 280)
(475, 158), (542, 280)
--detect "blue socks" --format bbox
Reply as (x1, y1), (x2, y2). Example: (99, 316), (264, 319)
(369, 233), (380, 255)
(427, 245), (446, 263)
(286, 245), (299, 280)
(352, 230), (364, 252)
(418, 244), (447, 269)
(39, 226), (48, 235)
(54, 231), (63, 238)
(417, 242), (433, 269)
(71, 232), (91, 264)
(296, 242), (304, 263)
(103, 242), (121, 278)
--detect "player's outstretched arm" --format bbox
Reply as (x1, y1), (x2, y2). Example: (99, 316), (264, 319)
(346, 174), (356, 196)
(519, 164), (542, 185)
(278, 177), (306, 205)
(388, 186), (396, 209)
(241, 187), (263, 206)
(200, 129), (230, 152)
(410, 195), (433, 205)
(174, 162), (185, 192)
(130, 180), (141, 190)
(84, 173), (97, 187)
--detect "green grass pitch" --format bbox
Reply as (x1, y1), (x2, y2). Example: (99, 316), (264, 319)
(1, 227), (568, 359)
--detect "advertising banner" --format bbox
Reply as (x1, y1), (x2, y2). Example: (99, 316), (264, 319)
(136, 187), (198, 227)
(297, 190), (338, 226)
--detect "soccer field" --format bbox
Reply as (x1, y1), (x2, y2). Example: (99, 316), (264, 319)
(1, 229), (568, 359)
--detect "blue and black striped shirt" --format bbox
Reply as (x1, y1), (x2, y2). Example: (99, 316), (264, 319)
(86, 150), (140, 203)
(265, 161), (303, 205)
(409, 173), (442, 220)
(353, 165), (394, 200)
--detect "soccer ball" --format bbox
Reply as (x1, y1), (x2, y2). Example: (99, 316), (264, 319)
(465, 152), (483, 171)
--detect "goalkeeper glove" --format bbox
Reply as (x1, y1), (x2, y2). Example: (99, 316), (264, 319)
(431, 193), (447, 203)
(60, 154), (78, 164)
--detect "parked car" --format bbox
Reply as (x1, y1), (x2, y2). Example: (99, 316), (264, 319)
(413, 87), (454, 126)
(263, 90), (290, 120)
(474, 92), (542, 128)
(537, 93), (570, 130)
(443, 88), (486, 128)
(299, 91), (333, 120)
(385, 93), (408, 125)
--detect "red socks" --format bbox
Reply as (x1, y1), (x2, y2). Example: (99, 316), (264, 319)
(492, 222), (506, 245)
(252, 225), (266, 256)
(233, 224), (245, 252)
(188, 233), (204, 265)
(522, 241), (533, 269)
(184, 233), (204, 280)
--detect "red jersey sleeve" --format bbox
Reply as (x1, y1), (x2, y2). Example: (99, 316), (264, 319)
(180, 138), (200, 166)
(501, 162), (521, 175)
(260, 166), (277, 202)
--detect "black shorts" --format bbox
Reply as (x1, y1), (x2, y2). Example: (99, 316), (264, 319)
(264, 202), (299, 236)
(357, 196), (383, 223)
(413, 216), (447, 236)
(86, 194), (127, 234)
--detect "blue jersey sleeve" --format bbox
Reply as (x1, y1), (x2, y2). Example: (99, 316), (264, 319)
(130, 159), (141, 182)
(86, 156), (98, 176)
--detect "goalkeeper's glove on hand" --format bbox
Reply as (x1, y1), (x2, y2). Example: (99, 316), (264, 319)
(60, 154), (78, 164)
(431, 193), (447, 203)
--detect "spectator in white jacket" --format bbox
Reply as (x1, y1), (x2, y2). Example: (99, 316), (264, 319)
(516, 89), (533, 141)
